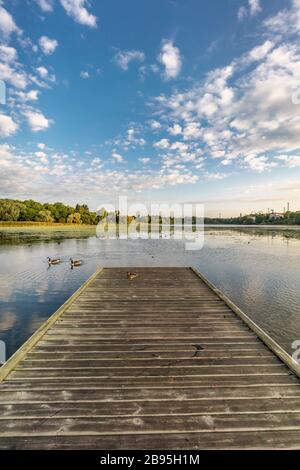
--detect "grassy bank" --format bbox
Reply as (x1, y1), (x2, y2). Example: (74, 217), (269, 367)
(0, 222), (97, 230)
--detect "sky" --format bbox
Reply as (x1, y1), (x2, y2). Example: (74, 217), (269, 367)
(0, 0), (300, 216)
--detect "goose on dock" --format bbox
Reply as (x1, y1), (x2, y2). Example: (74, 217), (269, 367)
(127, 272), (138, 281)
(70, 258), (82, 267)
(47, 257), (61, 265)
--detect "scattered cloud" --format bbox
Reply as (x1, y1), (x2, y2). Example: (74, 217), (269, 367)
(238, 0), (262, 21)
(0, 44), (17, 63)
(14, 90), (39, 102)
(148, 120), (162, 130)
(0, 5), (21, 38)
(0, 114), (18, 137)
(153, 16), (300, 174)
(158, 40), (182, 79)
(113, 50), (145, 71)
(22, 109), (52, 132)
(80, 70), (90, 79)
(111, 152), (125, 163)
(34, 0), (54, 12)
(249, 0), (262, 16)
(276, 154), (300, 168)
(60, 0), (97, 28)
(39, 36), (58, 55)
(168, 124), (182, 136)
(0, 62), (28, 89)
(139, 157), (150, 164)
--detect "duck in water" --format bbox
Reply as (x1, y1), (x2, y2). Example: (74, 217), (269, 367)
(70, 258), (82, 268)
(47, 257), (61, 265)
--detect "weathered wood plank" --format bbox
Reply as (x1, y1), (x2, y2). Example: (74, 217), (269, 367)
(2, 430), (300, 450)
(2, 397), (300, 419)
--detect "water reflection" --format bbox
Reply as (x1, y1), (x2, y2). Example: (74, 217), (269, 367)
(0, 226), (300, 358)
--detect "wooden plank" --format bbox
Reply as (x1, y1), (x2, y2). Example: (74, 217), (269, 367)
(2, 412), (300, 437)
(2, 397), (300, 419)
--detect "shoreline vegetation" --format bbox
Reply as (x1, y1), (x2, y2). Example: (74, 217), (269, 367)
(1, 198), (300, 227)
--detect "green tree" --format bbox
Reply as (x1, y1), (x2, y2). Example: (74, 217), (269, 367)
(37, 210), (54, 223)
(0, 200), (21, 221)
(67, 212), (82, 224)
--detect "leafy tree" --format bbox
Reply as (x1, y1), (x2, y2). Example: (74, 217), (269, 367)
(37, 210), (54, 223)
(0, 200), (21, 221)
(67, 212), (82, 224)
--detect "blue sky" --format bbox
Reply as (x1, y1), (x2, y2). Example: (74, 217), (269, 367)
(1, 0), (300, 216)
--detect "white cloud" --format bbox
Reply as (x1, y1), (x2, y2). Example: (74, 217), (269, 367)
(276, 154), (300, 167)
(0, 44), (17, 63)
(34, 0), (54, 12)
(38, 143), (46, 150)
(237, 6), (247, 22)
(114, 50), (145, 71)
(149, 120), (162, 130)
(203, 172), (227, 181)
(39, 36), (58, 55)
(139, 157), (150, 164)
(244, 155), (277, 173)
(36, 66), (48, 78)
(238, 0), (262, 21)
(80, 70), (90, 79)
(35, 151), (48, 164)
(0, 114), (18, 137)
(111, 152), (124, 163)
(264, 0), (300, 37)
(154, 138), (170, 150)
(0, 6), (21, 38)
(60, 0), (97, 28)
(35, 66), (56, 84)
(248, 40), (274, 62)
(158, 40), (182, 79)
(168, 124), (182, 136)
(249, 0), (262, 16)
(0, 62), (28, 89)
(182, 122), (202, 140)
(23, 109), (52, 132)
(126, 128), (145, 146)
(15, 90), (39, 102)
(153, 3), (300, 174)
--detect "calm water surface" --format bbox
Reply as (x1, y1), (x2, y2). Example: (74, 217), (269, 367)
(0, 226), (300, 359)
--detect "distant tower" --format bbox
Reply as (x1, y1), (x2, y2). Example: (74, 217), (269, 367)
(287, 202), (290, 212)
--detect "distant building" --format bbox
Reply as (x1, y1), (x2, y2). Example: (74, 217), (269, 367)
(269, 213), (284, 221)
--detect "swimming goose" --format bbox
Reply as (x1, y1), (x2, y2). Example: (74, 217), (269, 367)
(47, 257), (61, 265)
(70, 258), (82, 267)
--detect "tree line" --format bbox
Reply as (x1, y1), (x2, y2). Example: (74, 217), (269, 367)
(0, 199), (105, 225)
(204, 211), (300, 225)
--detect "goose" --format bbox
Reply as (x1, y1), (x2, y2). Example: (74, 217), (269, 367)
(47, 257), (61, 265)
(70, 258), (82, 267)
(127, 272), (138, 281)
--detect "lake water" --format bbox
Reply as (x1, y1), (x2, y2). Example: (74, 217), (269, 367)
(0, 225), (300, 360)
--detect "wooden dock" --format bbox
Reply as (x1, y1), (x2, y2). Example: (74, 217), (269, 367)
(1, 267), (300, 449)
